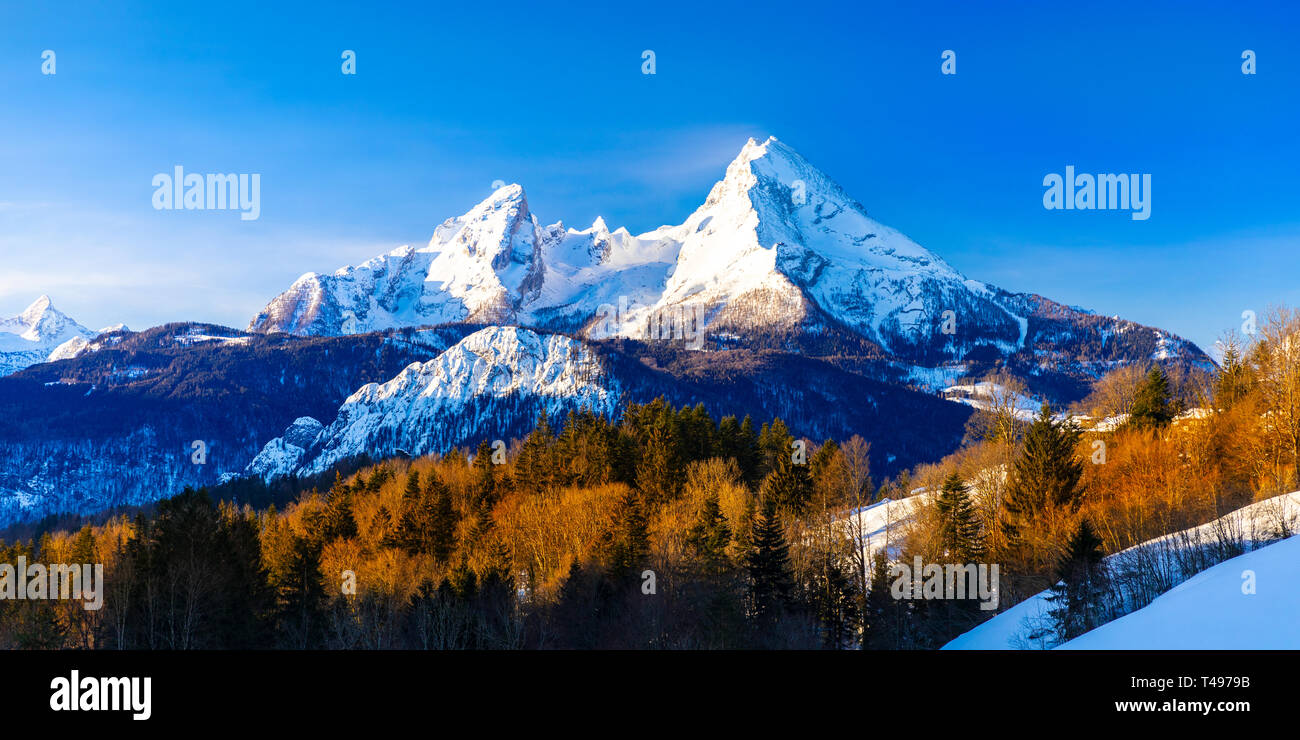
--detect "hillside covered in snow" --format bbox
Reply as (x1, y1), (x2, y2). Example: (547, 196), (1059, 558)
(943, 491), (1300, 650)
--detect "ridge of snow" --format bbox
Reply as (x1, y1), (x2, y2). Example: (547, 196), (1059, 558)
(247, 326), (621, 480)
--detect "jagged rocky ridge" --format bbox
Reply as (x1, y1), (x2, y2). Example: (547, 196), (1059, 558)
(249, 136), (1212, 401)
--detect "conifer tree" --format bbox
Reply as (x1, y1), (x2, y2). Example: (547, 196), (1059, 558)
(635, 411), (682, 502)
(322, 475), (358, 541)
(809, 547), (859, 649)
(69, 525), (96, 563)
(1128, 366), (1177, 429)
(403, 470), (421, 501)
(1000, 403), (1084, 550)
(471, 439), (498, 504)
(268, 532), (326, 648)
(366, 464), (392, 493)
(604, 489), (650, 582)
(424, 474), (458, 562)
(513, 411), (554, 493)
(808, 439), (840, 486)
(394, 473), (457, 561)
(370, 504), (396, 548)
(863, 554), (898, 649)
(935, 472), (984, 562)
(760, 450), (814, 517)
(757, 418), (794, 478)
(685, 491), (732, 574)
(736, 415), (761, 483)
(1045, 519), (1110, 642)
(747, 495), (795, 622)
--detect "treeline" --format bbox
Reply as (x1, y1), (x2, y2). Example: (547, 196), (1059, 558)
(0, 400), (894, 649)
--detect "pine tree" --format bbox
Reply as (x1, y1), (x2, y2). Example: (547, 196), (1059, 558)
(403, 470), (421, 501)
(747, 495), (795, 622)
(635, 410), (682, 503)
(808, 544), (859, 649)
(268, 532), (326, 648)
(604, 489), (650, 581)
(757, 418), (794, 478)
(428, 474), (458, 563)
(366, 464), (392, 493)
(760, 451), (814, 517)
(863, 554), (898, 649)
(471, 439), (498, 505)
(370, 504), (396, 548)
(1128, 367), (1177, 429)
(514, 411), (554, 493)
(1045, 519), (1109, 642)
(322, 475), (358, 541)
(69, 525), (96, 563)
(935, 472), (984, 562)
(1000, 403), (1084, 551)
(735, 415), (761, 484)
(685, 491), (732, 574)
(395, 473), (457, 561)
(808, 439), (840, 486)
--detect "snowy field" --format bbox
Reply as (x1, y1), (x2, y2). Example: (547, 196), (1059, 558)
(944, 491), (1300, 649)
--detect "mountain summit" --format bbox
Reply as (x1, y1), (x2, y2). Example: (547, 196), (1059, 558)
(0, 296), (99, 376)
(249, 136), (1210, 401)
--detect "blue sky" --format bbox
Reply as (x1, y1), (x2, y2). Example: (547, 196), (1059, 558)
(2, 0), (1298, 355)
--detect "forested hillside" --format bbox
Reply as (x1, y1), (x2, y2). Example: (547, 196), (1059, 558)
(4, 309), (1297, 650)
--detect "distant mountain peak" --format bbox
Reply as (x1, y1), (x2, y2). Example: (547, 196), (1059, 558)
(1, 295), (100, 375)
(23, 294), (54, 317)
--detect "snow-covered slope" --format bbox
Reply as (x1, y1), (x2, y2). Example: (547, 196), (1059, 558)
(943, 491), (1300, 649)
(613, 137), (1002, 350)
(845, 493), (931, 563)
(243, 417), (325, 482)
(251, 326), (622, 479)
(1057, 534), (1300, 649)
(248, 137), (1209, 402)
(0, 296), (100, 376)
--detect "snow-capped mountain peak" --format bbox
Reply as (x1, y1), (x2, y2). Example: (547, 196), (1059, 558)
(250, 325), (621, 479)
(0, 296), (100, 376)
(421, 182), (548, 322)
(710, 135), (962, 279)
(248, 136), (1210, 394)
(13, 295), (79, 342)
(639, 134), (978, 343)
(248, 184), (556, 335)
